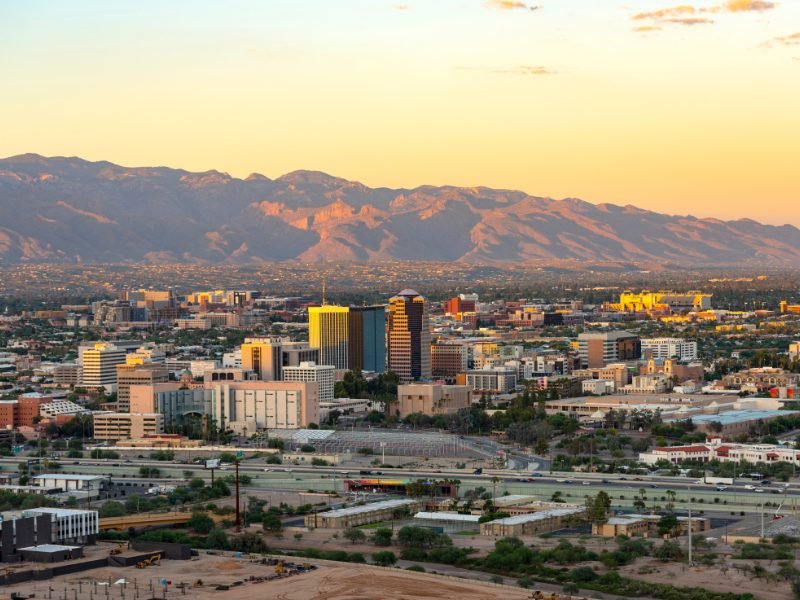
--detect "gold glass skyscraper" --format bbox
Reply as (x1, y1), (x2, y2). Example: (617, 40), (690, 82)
(387, 289), (431, 382)
(308, 305), (350, 370)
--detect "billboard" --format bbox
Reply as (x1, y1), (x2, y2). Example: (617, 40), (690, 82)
(205, 459), (220, 469)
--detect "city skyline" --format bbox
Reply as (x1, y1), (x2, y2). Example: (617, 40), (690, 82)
(1, 1), (798, 225)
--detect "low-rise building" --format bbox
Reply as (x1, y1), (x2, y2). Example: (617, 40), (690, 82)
(593, 514), (710, 538)
(93, 412), (164, 441)
(640, 437), (800, 466)
(463, 367), (517, 394)
(305, 498), (422, 529)
(397, 383), (471, 418)
(480, 507), (584, 536)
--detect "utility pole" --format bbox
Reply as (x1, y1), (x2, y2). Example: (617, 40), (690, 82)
(235, 460), (241, 532)
(761, 503), (765, 540)
(687, 486), (693, 566)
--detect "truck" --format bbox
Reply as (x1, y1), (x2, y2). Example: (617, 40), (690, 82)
(702, 476), (734, 485)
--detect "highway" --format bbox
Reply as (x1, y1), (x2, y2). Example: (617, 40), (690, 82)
(3, 456), (799, 514)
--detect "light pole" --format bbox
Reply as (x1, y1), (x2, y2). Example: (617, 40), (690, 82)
(687, 485), (693, 567)
(380, 442), (386, 466)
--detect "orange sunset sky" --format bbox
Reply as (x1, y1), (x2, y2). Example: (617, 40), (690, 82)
(1, 0), (798, 224)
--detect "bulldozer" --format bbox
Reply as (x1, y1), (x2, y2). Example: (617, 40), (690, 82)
(109, 543), (126, 556)
(274, 562), (286, 575)
(135, 554), (162, 569)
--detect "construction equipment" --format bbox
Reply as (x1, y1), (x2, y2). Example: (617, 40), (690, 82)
(135, 554), (161, 569)
(109, 542), (126, 556)
(274, 561), (286, 575)
(773, 492), (787, 520)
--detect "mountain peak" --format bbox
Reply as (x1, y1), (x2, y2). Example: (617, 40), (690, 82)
(0, 154), (798, 265)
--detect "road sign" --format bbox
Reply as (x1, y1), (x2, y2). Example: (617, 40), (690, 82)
(236, 451), (244, 458)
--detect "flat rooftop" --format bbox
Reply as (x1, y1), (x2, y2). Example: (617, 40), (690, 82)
(19, 544), (80, 553)
(32, 474), (107, 481)
(320, 498), (416, 519)
(489, 507), (584, 526)
(414, 512), (480, 523)
(683, 410), (800, 425)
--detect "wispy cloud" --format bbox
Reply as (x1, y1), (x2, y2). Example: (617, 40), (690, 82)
(484, 0), (541, 11)
(457, 64), (554, 76)
(769, 32), (800, 46)
(390, 3), (410, 10)
(633, 25), (663, 32)
(720, 0), (775, 12)
(632, 5), (699, 21)
(632, 1), (775, 30)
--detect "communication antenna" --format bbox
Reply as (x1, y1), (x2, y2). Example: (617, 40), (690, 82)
(322, 277), (326, 305)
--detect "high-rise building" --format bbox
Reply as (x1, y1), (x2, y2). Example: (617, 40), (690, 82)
(80, 343), (126, 392)
(577, 332), (641, 369)
(241, 338), (283, 381)
(283, 361), (335, 403)
(443, 293), (477, 319)
(431, 343), (468, 379)
(308, 306), (350, 370)
(116, 362), (169, 412)
(241, 337), (319, 381)
(640, 338), (698, 361)
(348, 306), (386, 373)
(387, 290), (431, 382)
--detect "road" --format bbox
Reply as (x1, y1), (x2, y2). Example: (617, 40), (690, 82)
(3, 456), (799, 514)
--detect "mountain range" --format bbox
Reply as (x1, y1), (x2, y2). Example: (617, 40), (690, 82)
(0, 153), (797, 265)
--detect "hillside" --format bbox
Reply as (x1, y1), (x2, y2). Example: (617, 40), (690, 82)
(0, 154), (796, 264)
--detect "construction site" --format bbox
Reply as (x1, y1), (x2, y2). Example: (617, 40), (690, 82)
(0, 545), (546, 600)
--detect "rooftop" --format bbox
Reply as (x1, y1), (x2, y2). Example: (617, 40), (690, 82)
(489, 507), (584, 526)
(414, 512), (480, 523)
(19, 544), (80, 553)
(32, 474), (107, 482)
(321, 498), (416, 519)
(687, 410), (800, 425)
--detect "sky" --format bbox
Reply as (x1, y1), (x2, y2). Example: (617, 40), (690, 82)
(1, 0), (798, 224)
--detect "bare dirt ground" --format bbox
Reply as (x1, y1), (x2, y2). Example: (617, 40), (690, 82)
(619, 558), (793, 600)
(1, 553), (531, 600)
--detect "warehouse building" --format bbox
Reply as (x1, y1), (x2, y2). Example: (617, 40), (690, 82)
(479, 507), (585, 537)
(305, 498), (421, 529)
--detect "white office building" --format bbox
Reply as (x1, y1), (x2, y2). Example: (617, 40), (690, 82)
(79, 343), (126, 392)
(282, 361), (335, 403)
(641, 338), (698, 361)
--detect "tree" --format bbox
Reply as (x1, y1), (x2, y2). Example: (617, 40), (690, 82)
(372, 551), (397, 567)
(371, 527), (393, 546)
(99, 501), (126, 518)
(262, 512), (283, 534)
(633, 488), (647, 511)
(206, 527), (229, 550)
(657, 513), (678, 537)
(653, 540), (684, 562)
(585, 491), (611, 523)
(343, 528), (367, 545)
(187, 512), (214, 534)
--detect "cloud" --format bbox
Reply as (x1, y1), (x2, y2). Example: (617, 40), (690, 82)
(632, 5), (698, 20)
(664, 16), (714, 24)
(485, 0), (541, 11)
(494, 65), (554, 75)
(770, 32), (800, 46)
(632, 1), (775, 30)
(721, 0), (775, 12)
(391, 3), (410, 10)
(633, 25), (663, 32)
(457, 65), (554, 76)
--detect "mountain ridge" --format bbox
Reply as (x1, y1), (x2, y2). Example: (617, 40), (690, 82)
(0, 153), (796, 265)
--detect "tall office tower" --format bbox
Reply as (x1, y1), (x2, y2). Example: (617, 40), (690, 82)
(577, 331), (641, 368)
(308, 305), (350, 370)
(283, 361), (335, 403)
(348, 305), (386, 373)
(241, 338), (284, 381)
(116, 361), (169, 412)
(387, 290), (431, 382)
(80, 343), (126, 392)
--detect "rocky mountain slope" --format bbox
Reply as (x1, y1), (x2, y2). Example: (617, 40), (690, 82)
(0, 154), (796, 264)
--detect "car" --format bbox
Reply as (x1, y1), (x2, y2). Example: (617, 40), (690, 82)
(716, 485), (728, 491)
(761, 479), (772, 485)
(556, 479), (567, 483)
(649, 484), (658, 488)
(754, 488), (765, 493)
(284, 468), (293, 473)
(473, 468), (483, 475)
(581, 481), (591, 486)
(744, 484), (755, 490)
(618, 476), (628, 481)
(601, 479), (610, 484)
(694, 479), (705, 484)
(770, 488), (782, 494)
(263, 468), (271, 472)
(531, 473), (543, 478)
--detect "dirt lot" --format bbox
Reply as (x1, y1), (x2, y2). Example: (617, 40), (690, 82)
(619, 558), (792, 600)
(1, 552), (530, 600)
